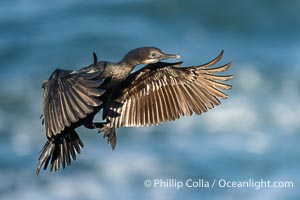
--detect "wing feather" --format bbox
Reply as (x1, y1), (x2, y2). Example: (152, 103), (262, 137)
(201, 62), (231, 73)
(197, 50), (224, 68)
(153, 83), (161, 124)
(157, 87), (167, 122)
(144, 92), (150, 125)
(198, 80), (229, 99)
(48, 102), (56, 135)
(59, 92), (71, 127)
(52, 97), (61, 134)
(55, 95), (65, 131)
(166, 84), (178, 120)
(73, 85), (103, 106)
(173, 84), (190, 116)
(132, 93), (138, 125)
(71, 89), (94, 114)
(178, 84), (194, 116)
(190, 84), (214, 109)
(62, 90), (78, 122)
(125, 98), (131, 126)
(203, 79), (232, 90)
(65, 89), (82, 119)
(185, 84), (207, 113)
(160, 86), (172, 120)
(166, 85), (180, 118)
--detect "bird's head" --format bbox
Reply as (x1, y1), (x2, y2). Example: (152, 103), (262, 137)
(123, 47), (180, 65)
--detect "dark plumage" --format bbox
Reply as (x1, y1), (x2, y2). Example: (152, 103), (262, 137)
(37, 47), (180, 174)
(37, 47), (233, 175)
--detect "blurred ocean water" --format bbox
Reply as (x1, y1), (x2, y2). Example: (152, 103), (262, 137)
(0, 0), (299, 199)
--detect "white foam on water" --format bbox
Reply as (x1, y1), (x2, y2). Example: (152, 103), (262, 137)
(202, 96), (260, 132)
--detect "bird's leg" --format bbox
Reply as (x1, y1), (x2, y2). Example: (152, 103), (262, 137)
(98, 123), (117, 150)
(84, 122), (105, 129)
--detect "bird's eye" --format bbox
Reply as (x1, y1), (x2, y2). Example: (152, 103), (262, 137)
(151, 52), (156, 57)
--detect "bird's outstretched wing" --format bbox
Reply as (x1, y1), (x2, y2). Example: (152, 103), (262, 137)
(42, 69), (105, 138)
(104, 51), (233, 128)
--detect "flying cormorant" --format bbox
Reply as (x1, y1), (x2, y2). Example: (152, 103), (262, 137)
(37, 47), (233, 174)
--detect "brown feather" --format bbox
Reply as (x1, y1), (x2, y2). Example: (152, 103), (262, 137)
(63, 138), (71, 166)
(197, 50), (224, 69)
(59, 92), (71, 127)
(178, 84), (194, 116)
(190, 84), (214, 109)
(152, 85), (159, 124)
(201, 62), (231, 73)
(62, 90), (78, 123)
(185, 84), (207, 113)
(148, 86), (156, 124)
(60, 143), (66, 169)
(66, 89), (85, 119)
(72, 89), (94, 114)
(168, 84), (182, 117)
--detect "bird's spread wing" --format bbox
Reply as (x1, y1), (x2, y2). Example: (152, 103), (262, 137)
(105, 51), (233, 128)
(42, 69), (105, 137)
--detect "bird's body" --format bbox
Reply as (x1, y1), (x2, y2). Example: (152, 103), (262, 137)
(37, 47), (233, 175)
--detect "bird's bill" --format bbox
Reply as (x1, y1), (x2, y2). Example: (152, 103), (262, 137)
(160, 53), (181, 60)
(143, 52), (181, 64)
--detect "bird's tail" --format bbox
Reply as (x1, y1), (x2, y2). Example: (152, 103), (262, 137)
(36, 129), (84, 175)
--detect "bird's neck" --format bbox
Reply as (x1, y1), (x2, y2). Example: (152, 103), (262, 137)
(101, 58), (139, 85)
(117, 57), (139, 75)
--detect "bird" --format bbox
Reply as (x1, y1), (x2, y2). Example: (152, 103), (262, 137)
(37, 47), (180, 175)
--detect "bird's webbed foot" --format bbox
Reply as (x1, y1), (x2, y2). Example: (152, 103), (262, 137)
(98, 124), (117, 150)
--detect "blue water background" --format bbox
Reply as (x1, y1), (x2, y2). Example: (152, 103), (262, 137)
(0, 0), (300, 199)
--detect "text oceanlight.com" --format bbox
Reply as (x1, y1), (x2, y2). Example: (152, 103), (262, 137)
(144, 179), (294, 190)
